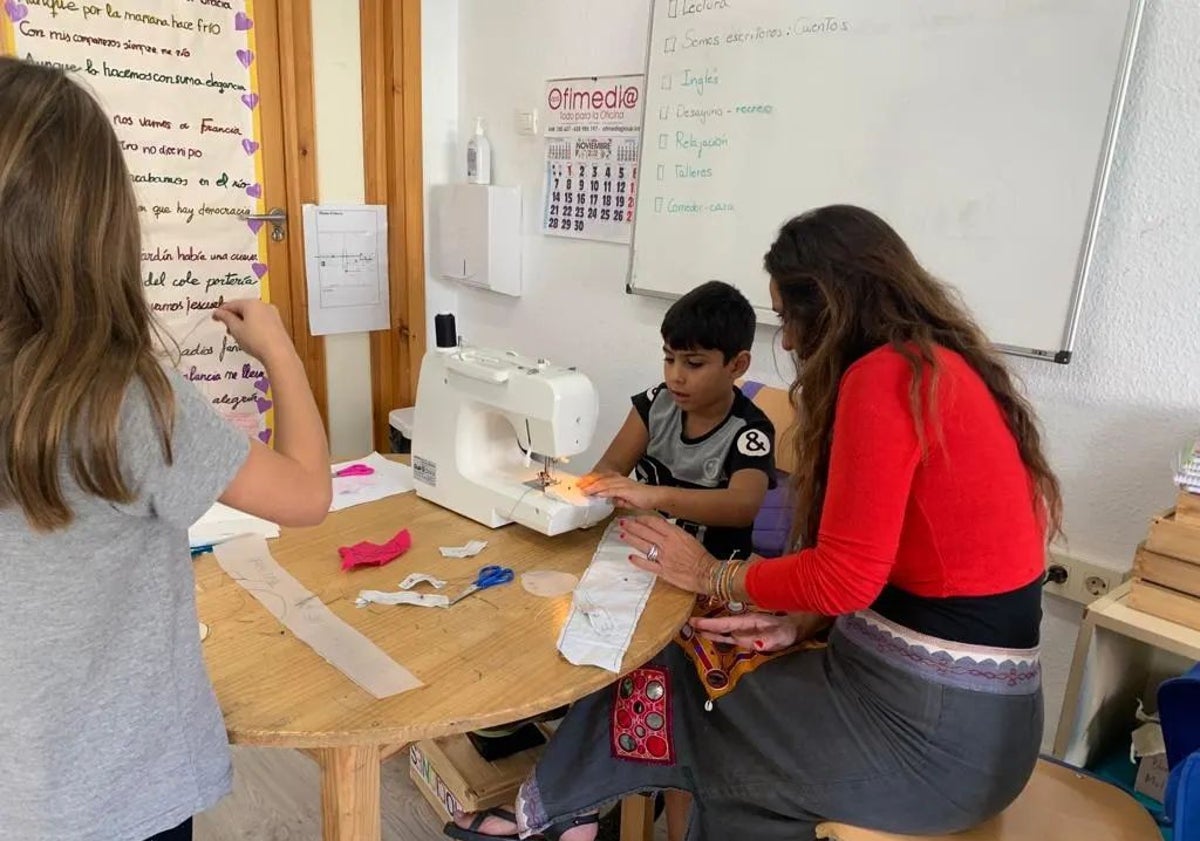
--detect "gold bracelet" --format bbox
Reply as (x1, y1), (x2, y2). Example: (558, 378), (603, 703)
(729, 560), (744, 602)
(718, 560), (741, 603)
(706, 559), (722, 596)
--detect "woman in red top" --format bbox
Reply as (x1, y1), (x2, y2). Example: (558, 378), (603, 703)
(450, 206), (1059, 841)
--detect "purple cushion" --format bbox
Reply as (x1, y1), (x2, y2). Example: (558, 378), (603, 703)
(753, 473), (793, 557)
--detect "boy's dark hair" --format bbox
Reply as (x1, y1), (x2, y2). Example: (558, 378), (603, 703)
(661, 280), (756, 361)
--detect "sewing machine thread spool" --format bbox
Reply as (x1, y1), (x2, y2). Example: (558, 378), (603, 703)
(435, 312), (457, 349)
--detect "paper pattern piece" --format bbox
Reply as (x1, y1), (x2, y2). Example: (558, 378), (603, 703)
(214, 536), (422, 698)
(521, 570), (579, 598)
(357, 572), (449, 608)
(189, 502), (279, 549)
(541, 75), (643, 244)
(331, 452), (415, 511)
(356, 590), (449, 609)
(1, 1), (275, 445)
(556, 520), (657, 672)
(400, 573), (446, 590)
(439, 540), (488, 559)
(302, 204), (389, 335)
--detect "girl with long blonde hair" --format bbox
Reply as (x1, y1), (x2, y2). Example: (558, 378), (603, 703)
(0, 56), (331, 841)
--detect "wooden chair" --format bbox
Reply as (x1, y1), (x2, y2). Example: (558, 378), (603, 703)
(815, 759), (1161, 841)
(737, 379), (797, 475)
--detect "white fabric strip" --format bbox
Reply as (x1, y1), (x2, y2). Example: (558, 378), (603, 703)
(214, 535), (423, 698)
(556, 520), (657, 673)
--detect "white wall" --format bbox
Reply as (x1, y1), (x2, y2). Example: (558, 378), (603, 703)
(421, 0), (461, 339)
(440, 0), (1200, 746)
(1012, 2), (1200, 737)
(309, 0), (461, 458)
(311, 0), (374, 460)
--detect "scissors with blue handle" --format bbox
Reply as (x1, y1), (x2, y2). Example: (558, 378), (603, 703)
(446, 565), (515, 606)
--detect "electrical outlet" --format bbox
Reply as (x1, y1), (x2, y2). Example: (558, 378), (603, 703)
(1044, 551), (1129, 605)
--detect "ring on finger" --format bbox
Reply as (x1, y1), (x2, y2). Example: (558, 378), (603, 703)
(646, 544), (660, 563)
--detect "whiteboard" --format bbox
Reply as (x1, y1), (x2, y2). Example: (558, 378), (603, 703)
(628, 0), (1145, 363)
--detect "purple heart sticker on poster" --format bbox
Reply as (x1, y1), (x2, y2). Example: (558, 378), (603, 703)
(241, 93), (260, 110)
(236, 49), (255, 69)
(242, 139), (259, 155)
(256, 397), (273, 414)
(246, 183), (262, 199)
(252, 262), (268, 279)
(258, 428), (272, 444)
(246, 219), (264, 235)
(4, 1), (28, 23)
(254, 377), (269, 393)
(234, 12), (253, 30)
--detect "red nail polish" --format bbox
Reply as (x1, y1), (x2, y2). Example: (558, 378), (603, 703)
(619, 532), (626, 540)
(753, 639), (764, 649)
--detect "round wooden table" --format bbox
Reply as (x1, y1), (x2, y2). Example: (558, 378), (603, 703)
(195, 490), (694, 841)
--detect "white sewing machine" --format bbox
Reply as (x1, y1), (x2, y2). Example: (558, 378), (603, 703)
(411, 322), (612, 537)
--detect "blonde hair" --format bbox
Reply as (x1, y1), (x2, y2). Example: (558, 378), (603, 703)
(0, 56), (174, 530)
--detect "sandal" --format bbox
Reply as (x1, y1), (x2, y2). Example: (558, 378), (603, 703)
(443, 807), (519, 840)
(543, 812), (600, 840)
(443, 808), (601, 841)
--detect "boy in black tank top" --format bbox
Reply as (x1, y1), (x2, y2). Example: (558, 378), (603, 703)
(580, 281), (776, 560)
(580, 281), (787, 840)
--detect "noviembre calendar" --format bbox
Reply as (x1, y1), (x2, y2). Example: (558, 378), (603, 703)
(541, 74), (644, 245)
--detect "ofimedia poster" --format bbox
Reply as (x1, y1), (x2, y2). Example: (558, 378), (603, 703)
(541, 74), (644, 244)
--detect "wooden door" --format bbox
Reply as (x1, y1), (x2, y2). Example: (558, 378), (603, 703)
(1, 0), (325, 431)
(361, 0), (426, 452)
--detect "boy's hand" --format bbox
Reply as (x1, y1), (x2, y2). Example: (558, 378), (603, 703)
(582, 475), (662, 511)
(577, 470), (619, 492)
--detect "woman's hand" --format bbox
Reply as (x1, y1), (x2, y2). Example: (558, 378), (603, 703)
(619, 516), (717, 594)
(583, 475), (662, 510)
(690, 612), (830, 652)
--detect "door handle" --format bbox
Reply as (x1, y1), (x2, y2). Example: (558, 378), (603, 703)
(241, 206), (288, 242)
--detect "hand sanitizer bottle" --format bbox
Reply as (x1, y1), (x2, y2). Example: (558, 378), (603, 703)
(466, 117), (492, 185)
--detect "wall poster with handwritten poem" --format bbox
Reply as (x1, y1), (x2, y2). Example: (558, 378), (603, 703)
(1, 0), (275, 445)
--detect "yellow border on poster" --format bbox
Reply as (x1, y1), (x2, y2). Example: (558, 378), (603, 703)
(1, 3), (17, 56)
(245, 0), (268, 303)
(242, 0), (275, 441)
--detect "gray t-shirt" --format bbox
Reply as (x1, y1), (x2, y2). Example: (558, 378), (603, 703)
(0, 368), (250, 841)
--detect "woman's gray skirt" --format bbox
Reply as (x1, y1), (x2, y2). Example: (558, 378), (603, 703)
(516, 609), (1043, 840)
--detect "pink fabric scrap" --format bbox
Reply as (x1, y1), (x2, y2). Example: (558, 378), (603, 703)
(339, 529), (413, 571)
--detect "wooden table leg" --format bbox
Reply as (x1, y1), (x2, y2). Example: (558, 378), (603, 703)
(619, 795), (655, 841)
(316, 745), (383, 841)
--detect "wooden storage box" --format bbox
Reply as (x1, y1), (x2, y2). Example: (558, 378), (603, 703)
(1134, 543), (1200, 599)
(408, 729), (548, 823)
(1145, 508), (1200, 565)
(1128, 579), (1200, 633)
(1176, 490), (1200, 528)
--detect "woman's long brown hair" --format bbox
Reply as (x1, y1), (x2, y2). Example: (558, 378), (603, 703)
(764, 205), (1062, 549)
(0, 57), (173, 530)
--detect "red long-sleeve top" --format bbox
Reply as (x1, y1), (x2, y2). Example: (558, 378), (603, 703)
(745, 345), (1046, 616)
